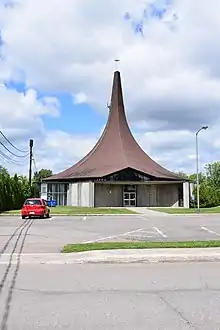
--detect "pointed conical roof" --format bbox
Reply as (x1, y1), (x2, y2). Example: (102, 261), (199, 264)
(47, 71), (182, 181)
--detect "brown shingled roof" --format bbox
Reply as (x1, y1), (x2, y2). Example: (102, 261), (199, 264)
(45, 71), (183, 181)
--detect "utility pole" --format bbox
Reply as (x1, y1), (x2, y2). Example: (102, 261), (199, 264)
(29, 139), (33, 188)
(195, 126), (208, 213)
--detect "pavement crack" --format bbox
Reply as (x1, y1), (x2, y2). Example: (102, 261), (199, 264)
(14, 286), (218, 296)
(158, 293), (197, 329)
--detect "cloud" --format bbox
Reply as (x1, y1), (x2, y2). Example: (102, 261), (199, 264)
(72, 92), (87, 105)
(0, 85), (60, 174)
(0, 0), (219, 176)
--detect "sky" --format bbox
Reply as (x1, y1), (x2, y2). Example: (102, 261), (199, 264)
(0, 0), (219, 176)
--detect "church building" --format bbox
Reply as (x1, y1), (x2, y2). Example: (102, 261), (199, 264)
(41, 70), (189, 208)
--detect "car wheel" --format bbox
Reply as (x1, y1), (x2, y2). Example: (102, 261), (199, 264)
(40, 213), (45, 219)
(22, 215), (26, 219)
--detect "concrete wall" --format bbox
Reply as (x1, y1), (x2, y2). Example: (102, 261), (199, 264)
(137, 185), (150, 206)
(66, 184), (72, 206)
(157, 184), (180, 207)
(67, 183), (77, 206)
(62, 181), (188, 208)
(40, 183), (47, 200)
(81, 182), (94, 207)
(94, 183), (181, 207)
(183, 182), (190, 208)
(68, 182), (94, 207)
(94, 183), (123, 207)
(137, 184), (180, 207)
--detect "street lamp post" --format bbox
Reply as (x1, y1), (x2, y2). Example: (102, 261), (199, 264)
(196, 126), (208, 213)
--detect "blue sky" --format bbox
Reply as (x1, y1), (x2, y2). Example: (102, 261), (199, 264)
(39, 94), (106, 135)
(5, 79), (106, 135)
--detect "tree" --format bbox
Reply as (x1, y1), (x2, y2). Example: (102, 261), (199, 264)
(192, 161), (220, 208)
(33, 169), (53, 197)
(195, 181), (219, 208)
(0, 168), (30, 212)
(175, 171), (189, 179)
(188, 172), (206, 184)
(205, 162), (220, 191)
(33, 169), (53, 182)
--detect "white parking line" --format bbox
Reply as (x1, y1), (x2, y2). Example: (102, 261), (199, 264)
(153, 227), (167, 238)
(83, 228), (144, 244)
(83, 216), (87, 221)
(129, 233), (154, 238)
(201, 226), (220, 237)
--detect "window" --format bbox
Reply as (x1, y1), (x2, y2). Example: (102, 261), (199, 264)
(95, 168), (151, 182)
(41, 186), (47, 194)
(25, 199), (42, 205)
(47, 183), (69, 206)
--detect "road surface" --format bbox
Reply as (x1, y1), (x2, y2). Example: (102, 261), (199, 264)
(0, 262), (220, 329)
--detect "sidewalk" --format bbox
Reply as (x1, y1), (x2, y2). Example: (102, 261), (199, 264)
(1, 248), (220, 264)
(129, 207), (169, 216)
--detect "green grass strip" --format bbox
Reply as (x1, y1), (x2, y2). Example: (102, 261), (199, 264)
(149, 207), (220, 214)
(2, 206), (137, 215)
(62, 240), (220, 253)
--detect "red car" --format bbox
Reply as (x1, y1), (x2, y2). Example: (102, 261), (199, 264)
(21, 198), (50, 219)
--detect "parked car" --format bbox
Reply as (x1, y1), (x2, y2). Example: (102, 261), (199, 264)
(21, 198), (50, 219)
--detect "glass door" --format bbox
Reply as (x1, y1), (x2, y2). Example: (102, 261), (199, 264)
(123, 185), (136, 207)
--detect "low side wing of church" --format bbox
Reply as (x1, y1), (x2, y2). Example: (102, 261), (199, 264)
(41, 70), (190, 208)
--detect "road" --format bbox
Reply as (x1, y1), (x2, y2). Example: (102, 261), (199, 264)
(0, 262), (220, 329)
(1, 214), (220, 253)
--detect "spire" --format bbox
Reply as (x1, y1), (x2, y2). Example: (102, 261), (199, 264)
(110, 70), (125, 115)
(107, 70), (129, 133)
(46, 70), (182, 181)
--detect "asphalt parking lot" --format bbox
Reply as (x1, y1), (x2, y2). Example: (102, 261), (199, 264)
(0, 213), (220, 253)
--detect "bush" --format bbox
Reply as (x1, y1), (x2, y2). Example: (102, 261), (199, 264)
(0, 167), (31, 212)
(193, 181), (220, 208)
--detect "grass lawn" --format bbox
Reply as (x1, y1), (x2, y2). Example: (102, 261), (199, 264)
(149, 206), (220, 214)
(62, 240), (220, 253)
(1, 206), (137, 215)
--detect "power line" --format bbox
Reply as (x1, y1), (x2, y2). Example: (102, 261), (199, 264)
(32, 154), (38, 173)
(0, 131), (28, 154)
(0, 149), (26, 165)
(0, 140), (29, 158)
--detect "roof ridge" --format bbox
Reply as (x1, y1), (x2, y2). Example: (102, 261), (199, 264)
(114, 73), (129, 168)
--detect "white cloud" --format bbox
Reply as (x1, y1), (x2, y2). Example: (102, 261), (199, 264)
(0, 0), (220, 176)
(72, 92), (87, 105)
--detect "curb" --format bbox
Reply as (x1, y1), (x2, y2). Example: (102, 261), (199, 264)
(1, 248), (220, 264)
(172, 213), (220, 216)
(2, 213), (220, 217)
(64, 248), (220, 264)
(0, 213), (139, 217)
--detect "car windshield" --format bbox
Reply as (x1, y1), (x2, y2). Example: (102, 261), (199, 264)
(24, 199), (42, 205)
